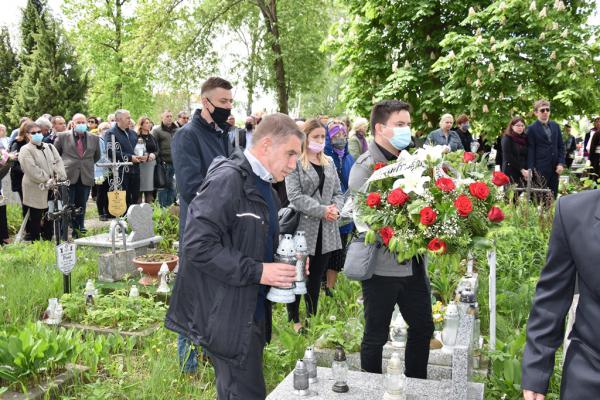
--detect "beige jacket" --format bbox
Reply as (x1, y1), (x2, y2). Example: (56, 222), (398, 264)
(19, 143), (67, 209)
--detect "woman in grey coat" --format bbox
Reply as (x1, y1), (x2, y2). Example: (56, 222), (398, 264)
(285, 118), (344, 332)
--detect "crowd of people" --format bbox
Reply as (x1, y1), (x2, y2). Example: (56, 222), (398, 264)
(1, 74), (599, 399)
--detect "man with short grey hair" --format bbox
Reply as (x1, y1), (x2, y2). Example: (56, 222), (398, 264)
(166, 113), (304, 399)
(104, 109), (142, 210)
(54, 113), (100, 237)
(35, 117), (53, 144)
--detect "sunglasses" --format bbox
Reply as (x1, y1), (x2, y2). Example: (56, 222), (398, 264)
(538, 108), (550, 113)
(29, 130), (42, 134)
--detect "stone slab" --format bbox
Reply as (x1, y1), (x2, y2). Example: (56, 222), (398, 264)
(314, 346), (452, 380)
(97, 248), (137, 282)
(2, 364), (89, 400)
(266, 367), (484, 400)
(126, 203), (154, 242)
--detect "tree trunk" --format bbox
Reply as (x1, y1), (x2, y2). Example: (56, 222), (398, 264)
(256, 0), (288, 114)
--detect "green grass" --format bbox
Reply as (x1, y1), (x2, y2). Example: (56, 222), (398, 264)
(0, 199), (566, 399)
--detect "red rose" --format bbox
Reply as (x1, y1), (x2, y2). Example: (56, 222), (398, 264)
(469, 182), (490, 200)
(366, 192), (382, 208)
(488, 206), (505, 223)
(463, 152), (477, 163)
(387, 188), (409, 207)
(374, 162), (386, 171)
(435, 177), (456, 192)
(380, 226), (394, 246)
(427, 238), (447, 254)
(492, 171), (510, 186)
(454, 195), (473, 217)
(420, 207), (437, 225)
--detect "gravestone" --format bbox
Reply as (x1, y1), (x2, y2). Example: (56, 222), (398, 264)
(266, 366), (484, 400)
(74, 204), (162, 257)
(126, 203), (154, 242)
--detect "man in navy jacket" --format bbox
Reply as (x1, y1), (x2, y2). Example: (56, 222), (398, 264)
(171, 77), (233, 372)
(526, 99), (565, 197)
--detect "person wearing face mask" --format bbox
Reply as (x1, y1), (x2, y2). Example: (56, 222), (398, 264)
(426, 114), (464, 152)
(348, 100), (434, 379)
(285, 118), (344, 333)
(323, 122), (355, 296)
(171, 76), (234, 373)
(454, 114), (474, 152)
(348, 117), (369, 160)
(19, 121), (67, 241)
(54, 113), (101, 238)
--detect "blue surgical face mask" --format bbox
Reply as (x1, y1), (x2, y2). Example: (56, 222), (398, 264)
(75, 123), (88, 134)
(389, 126), (412, 150)
(462, 123), (470, 130)
(31, 133), (44, 144)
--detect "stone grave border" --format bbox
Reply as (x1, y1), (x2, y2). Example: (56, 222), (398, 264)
(1, 364), (89, 400)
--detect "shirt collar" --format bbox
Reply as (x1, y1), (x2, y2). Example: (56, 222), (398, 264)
(244, 148), (273, 183)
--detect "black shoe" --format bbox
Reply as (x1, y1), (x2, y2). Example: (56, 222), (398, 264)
(324, 287), (333, 297)
(99, 215), (109, 221)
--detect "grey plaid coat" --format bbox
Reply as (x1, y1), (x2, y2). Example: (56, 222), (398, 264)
(285, 158), (344, 256)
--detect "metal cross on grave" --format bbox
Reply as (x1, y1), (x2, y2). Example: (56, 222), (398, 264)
(513, 169), (553, 202)
(96, 134), (133, 192)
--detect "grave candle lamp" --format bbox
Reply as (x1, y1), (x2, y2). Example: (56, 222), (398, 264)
(441, 301), (460, 352)
(383, 352), (406, 400)
(157, 262), (171, 294)
(389, 313), (408, 348)
(293, 231), (308, 295)
(84, 279), (96, 307)
(293, 359), (310, 396)
(332, 346), (349, 393)
(303, 346), (318, 384)
(266, 234), (296, 303)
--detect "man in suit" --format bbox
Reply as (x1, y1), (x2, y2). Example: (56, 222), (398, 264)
(54, 113), (100, 237)
(527, 99), (565, 197)
(522, 189), (600, 399)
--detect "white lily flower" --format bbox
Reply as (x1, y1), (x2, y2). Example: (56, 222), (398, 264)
(393, 167), (430, 196)
(415, 145), (445, 163)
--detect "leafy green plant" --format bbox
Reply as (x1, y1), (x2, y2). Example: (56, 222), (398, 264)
(152, 205), (179, 252)
(61, 290), (166, 332)
(0, 322), (83, 389)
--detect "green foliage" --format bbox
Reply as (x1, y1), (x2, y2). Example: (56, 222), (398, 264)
(0, 322), (83, 388)
(152, 204), (179, 252)
(0, 27), (19, 126)
(61, 290), (166, 332)
(20, 0), (47, 57)
(433, 0), (600, 138)
(9, 16), (87, 122)
(0, 241), (97, 326)
(329, 0), (600, 141)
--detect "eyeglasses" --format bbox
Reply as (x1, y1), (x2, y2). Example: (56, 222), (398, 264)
(538, 108), (550, 113)
(87, 120), (96, 124)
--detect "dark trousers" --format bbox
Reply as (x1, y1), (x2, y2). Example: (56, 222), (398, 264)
(360, 269), (434, 378)
(287, 229), (331, 324)
(16, 189), (31, 235)
(68, 179), (91, 232)
(157, 163), (176, 207)
(0, 205), (8, 242)
(95, 180), (109, 217)
(28, 207), (53, 241)
(122, 173), (140, 211)
(208, 320), (266, 400)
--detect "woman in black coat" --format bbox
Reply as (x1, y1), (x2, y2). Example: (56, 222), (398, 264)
(501, 116), (528, 186)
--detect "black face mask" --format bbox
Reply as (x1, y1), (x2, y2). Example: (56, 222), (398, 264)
(207, 99), (231, 124)
(245, 122), (254, 131)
